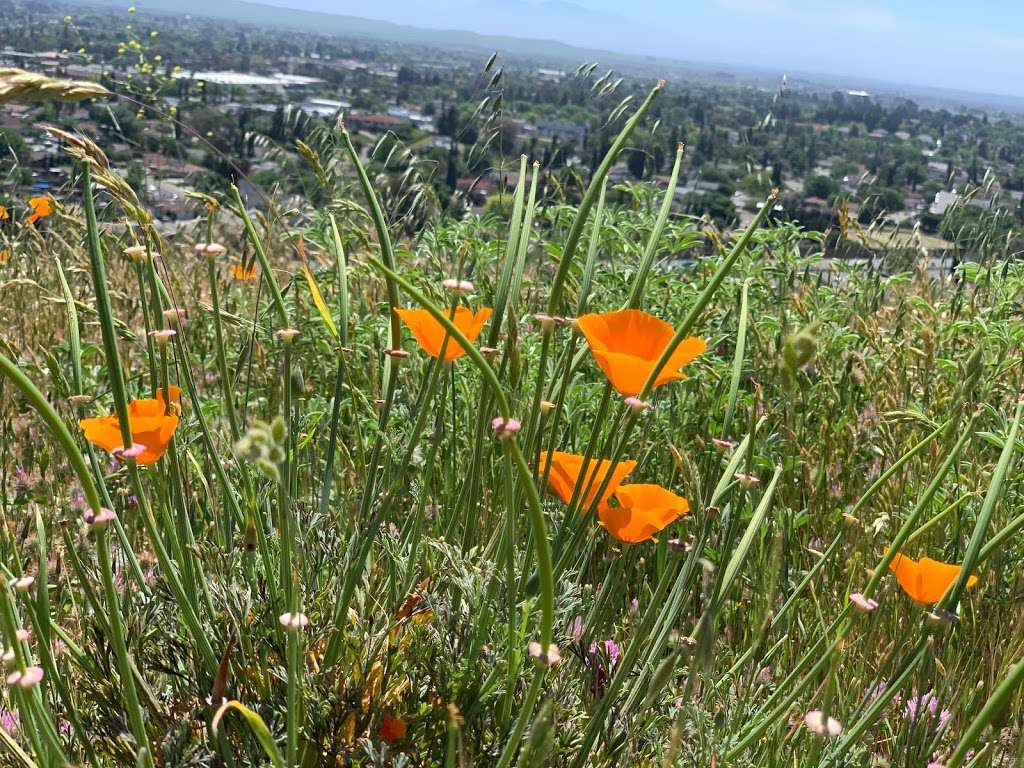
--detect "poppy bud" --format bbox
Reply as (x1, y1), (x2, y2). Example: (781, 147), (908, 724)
(6, 667), (44, 690)
(624, 396), (651, 414)
(804, 710), (842, 736)
(9, 576), (34, 593)
(534, 313), (556, 336)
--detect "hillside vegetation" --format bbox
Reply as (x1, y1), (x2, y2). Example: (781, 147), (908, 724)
(0, 71), (1023, 768)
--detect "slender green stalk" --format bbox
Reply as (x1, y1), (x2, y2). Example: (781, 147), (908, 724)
(547, 81), (664, 314)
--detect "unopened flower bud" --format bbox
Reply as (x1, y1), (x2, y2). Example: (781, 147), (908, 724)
(528, 641), (561, 667)
(442, 278), (474, 294)
(278, 612), (309, 631)
(491, 416), (521, 440)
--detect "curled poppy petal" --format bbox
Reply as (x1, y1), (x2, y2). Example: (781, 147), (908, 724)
(576, 309), (705, 396)
(888, 552), (979, 604)
(538, 450), (636, 509)
(155, 385), (181, 408)
(394, 306), (492, 361)
(598, 483), (689, 543)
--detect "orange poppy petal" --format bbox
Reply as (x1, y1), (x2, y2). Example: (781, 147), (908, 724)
(578, 310), (704, 395)
(599, 483), (689, 543)
(656, 337), (707, 386)
(232, 263), (258, 281)
(577, 310), (675, 359)
(129, 415), (179, 464)
(79, 415), (125, 453)
(888, 552), (978, 604)
(589, 349), (659, 396)
(395, 307), (492, 361)
(156, 385), (181, 407)
(129, 398), (166, 418)
(80, 402), (178, 463)
(538, 451), (636, 508)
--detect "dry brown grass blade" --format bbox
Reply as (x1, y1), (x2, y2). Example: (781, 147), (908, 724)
(0, 67), (110, 104)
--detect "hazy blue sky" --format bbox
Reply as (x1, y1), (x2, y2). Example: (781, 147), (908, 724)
(260, 0), (1024, 96)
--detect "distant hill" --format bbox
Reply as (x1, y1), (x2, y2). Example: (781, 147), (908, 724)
(85, 0), (650, 69)
(80, 0), (1024, 114)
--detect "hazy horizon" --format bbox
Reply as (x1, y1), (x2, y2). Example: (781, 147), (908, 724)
(242, 0), (1024, 99)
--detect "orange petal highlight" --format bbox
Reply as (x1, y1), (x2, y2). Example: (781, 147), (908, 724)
(888, 552), (979, 604)
(232, 263), (258, 281)
(394, 306), (492, 361)
(598, 483), (689, 543)
(576, 309), (705, 396)
(538, 450), (636, 509)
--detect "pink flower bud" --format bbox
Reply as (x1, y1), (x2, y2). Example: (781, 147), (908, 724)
(441, 278), (474, 294)
(491, 416), (521, 440)
(850, 593), (878, 612)
(804, 710), (842, 736)
(624, 396), (652, 414)
(278, 612), (310, 631)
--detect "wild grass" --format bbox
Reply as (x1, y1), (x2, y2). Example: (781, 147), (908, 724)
(0, 74), (1023, 768)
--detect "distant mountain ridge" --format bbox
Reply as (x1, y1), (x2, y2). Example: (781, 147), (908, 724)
(78, 0), (1024, 114)
(84, 0), (652, 68)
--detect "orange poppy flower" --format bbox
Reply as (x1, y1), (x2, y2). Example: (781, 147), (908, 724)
(0, 249), (8, 263)
(378, 714), (407, 743)
(79, 392), (179, 464)
(26, 197), (54, 225)
(232, 262), (258, 281)
(576, 309), (706, 396)
(598, 483), (690, 543)
(888, 552), (978, 604)
(538, 450), (637, 509)
(0, 204), (9, 220)
(394, 306), (492, 362)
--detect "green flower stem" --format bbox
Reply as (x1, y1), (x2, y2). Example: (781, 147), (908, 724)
(231, 186), (289, 329)
(637, 190), (778, 401)
(134, 262), (158, 392)
(365, 256), (554, 647)
(207, 255), (241, 441)
(96, 526), (154, 767)
(285, 624), (303, 768)
(626, 142), (684, 309)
